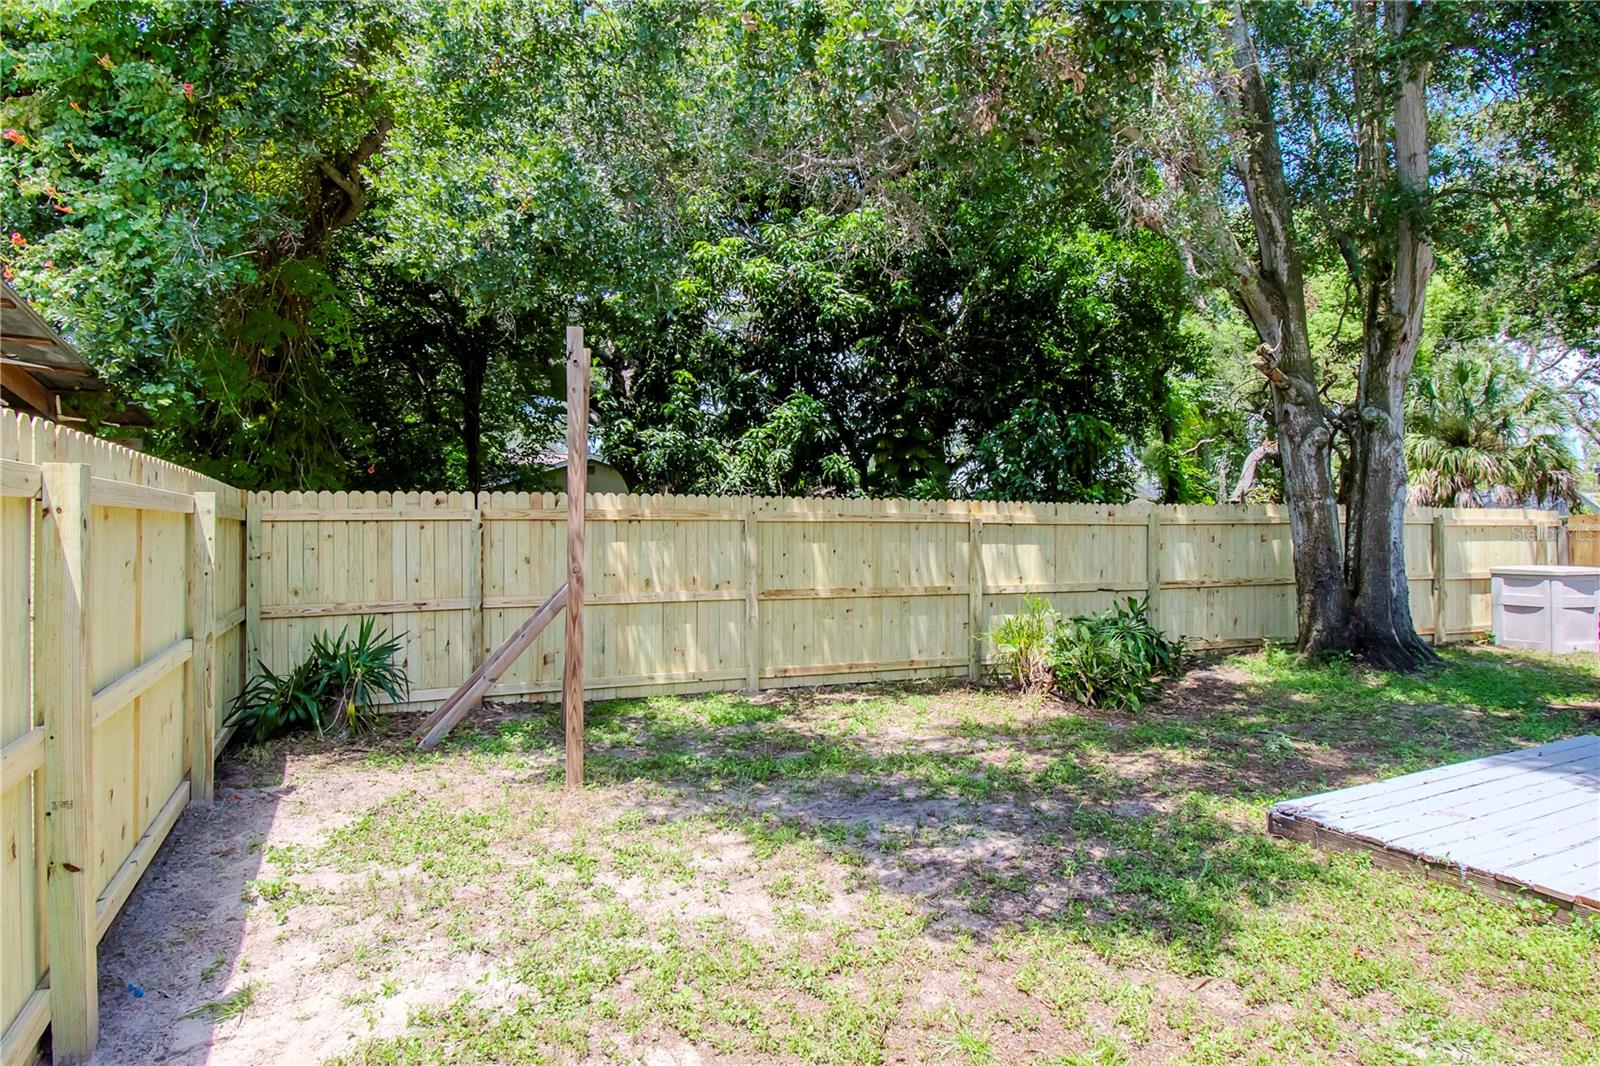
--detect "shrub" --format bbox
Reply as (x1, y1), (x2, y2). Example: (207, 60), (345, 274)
(989, 596), (1059, 692)
(1046, 598), (1182, 710)
(228, 616), (408, 742)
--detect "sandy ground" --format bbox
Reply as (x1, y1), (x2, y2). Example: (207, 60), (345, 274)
(85, 677), (1258, 1065)
(90, 754), (422, 1065)
(74, 653), (1599, 1065)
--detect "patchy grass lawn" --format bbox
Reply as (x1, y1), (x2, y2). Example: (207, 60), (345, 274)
(96, 646), (1599, 1065)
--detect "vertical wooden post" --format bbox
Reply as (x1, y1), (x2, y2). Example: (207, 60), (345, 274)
(187, 491), (217, 806)
(37, 463), (97, 1061)
(1145, 511), (1161, 616)
(468, 495), (485, 672)
(245, 495), (262, 672)
(563, 326), (589, 790)
(968, 517), (984, 681)
(1431, 514), (1448, 645)
(744, 512), (760, 691)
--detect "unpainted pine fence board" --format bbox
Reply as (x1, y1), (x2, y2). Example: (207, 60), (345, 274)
(38, 462), (97, 1061)
(1570, 515), (1600, 568)
(188, 492), (217, 806)
(0, 435), (43, 1056)
(3, 410), (247, 1064)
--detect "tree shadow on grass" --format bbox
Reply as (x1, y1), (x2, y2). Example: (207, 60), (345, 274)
(451, 646), (1595, 970)
(449, 686), (1341, 971)
(1177, 647), (1600, 789)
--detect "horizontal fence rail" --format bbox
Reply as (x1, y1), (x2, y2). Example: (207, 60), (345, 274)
(1, 410), (247, 1065)
(250, 490), (1565, 711)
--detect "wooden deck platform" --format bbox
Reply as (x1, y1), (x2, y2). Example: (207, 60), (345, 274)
(1269, 735), (1599, 914)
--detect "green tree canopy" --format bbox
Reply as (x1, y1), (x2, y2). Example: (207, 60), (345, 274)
(5, 0), (1596, 546)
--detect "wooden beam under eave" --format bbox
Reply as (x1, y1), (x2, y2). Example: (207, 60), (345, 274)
(0, 362), (57, 418)
(0, 333), (58, 348)
(1, 355), (90, 376)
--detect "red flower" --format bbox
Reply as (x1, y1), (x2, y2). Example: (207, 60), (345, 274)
(53, 204), (72, 214)
(366, 465), (376, 474)
(9, 232), (24, 247)
(43, 260), (54, 270)
(98, 54), (113, 69)
(1, 267), (11, 280)
(2, 129), (23, 145)
(183, 82), (195, 101)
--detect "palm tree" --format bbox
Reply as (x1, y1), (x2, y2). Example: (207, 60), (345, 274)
(1405, 346), (1579, 508)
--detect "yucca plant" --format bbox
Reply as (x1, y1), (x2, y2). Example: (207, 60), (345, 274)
(310, 616), (409, 737)
(228, 656), (327, 744)
(226, 616), (408, 743)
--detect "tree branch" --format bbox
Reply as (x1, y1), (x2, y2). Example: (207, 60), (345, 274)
(1228, 437), (1279, 501)
(313, 114), (394, 234)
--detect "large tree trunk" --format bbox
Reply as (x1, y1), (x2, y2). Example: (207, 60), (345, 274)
(461, 342), (487, 495)
(1343, 0), (1438, 669)
(1225, 9), (1354, 654)
(1222, 1), (1436, 667)
(1345, 352), (1433, 668)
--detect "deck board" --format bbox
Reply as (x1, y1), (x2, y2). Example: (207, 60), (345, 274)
(1270, 735), (1600, 912)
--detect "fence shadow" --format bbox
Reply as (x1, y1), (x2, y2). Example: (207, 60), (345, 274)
(88, 745), (288, 1065)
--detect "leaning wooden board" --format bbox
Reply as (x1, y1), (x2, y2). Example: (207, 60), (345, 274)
(1269, 735), (1600, 914)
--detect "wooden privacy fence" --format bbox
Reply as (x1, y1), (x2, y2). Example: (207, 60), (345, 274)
(1, 411), (247, 1064)
(0, 401), (1576, 1063)
(1572, 514), (1600, 567)
(251, 491), (1566, 710)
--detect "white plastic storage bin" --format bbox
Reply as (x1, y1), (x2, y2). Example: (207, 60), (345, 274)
(1491, 566), (1600, 654)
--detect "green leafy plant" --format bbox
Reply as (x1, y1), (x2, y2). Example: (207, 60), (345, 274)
(228, 658), (326, 743)
(310, 616), (410, 736)
(227, 617), (407, 742)
(988, 596), (1059, 692)
(1047, 598), (1182, 710)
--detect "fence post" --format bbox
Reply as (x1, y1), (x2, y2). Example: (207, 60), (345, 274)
(469, 495), (485, 672)
(744, 513), (760, 690)
(188, 491), (217, 806)
(245, 494), (261, 672)
(37, 462), (97, 1061)
(1145, 511), (1161, 618)
(1431, 515), (1448, 645)
(968, 518), (984, 681)
(563, 327), (589, 790)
